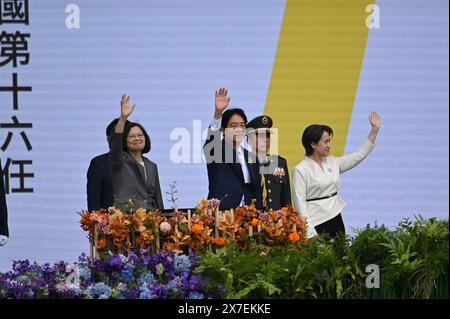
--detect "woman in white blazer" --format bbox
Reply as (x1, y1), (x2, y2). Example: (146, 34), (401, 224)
(292, 112), (380, 238)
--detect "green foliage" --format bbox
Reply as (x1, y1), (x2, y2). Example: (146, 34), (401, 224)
(195, 215), (449, 299)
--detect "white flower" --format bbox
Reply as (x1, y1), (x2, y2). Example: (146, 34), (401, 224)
(159, 221), (172, 233)
(119, 254), (128, 263)
(117, 282), (127, 292)
(65, 264), (75, 273)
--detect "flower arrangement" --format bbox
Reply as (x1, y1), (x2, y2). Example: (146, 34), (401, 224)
(1, 215), (447, 299)
(79, 199), (309, 258)
(0, 251), (224, 299)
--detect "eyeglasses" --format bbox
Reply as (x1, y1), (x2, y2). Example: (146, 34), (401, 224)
(127, 134), (144, 140)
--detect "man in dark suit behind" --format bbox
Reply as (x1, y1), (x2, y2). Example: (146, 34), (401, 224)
(0, 159), (9, 246)
(203, 88), (262, 210)
(86, 118), (129, 211)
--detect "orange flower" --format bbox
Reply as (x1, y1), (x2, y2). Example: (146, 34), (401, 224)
(80, 212), (93, 231)
(282, 207), (289, 212)
(288, 232), (300, 243)
(212, 237), (226, 246)
(136, 229), (154, 246)
(96, 239), (107, 249)
(191, 224), (202, 234)
(113, 238), (123, 248)
(251, 218), (259, 227)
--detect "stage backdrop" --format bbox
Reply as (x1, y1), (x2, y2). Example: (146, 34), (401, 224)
(0, 0), (448, 270)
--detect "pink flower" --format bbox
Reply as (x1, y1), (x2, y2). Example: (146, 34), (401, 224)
(171, 210), (184, 220)
(191, 214), (201, 224)
(274, 167), (285, 177)
(260, 212), (270, 224)
(97, 220), (108, 234)
(207, 198), (221, 210)
(159, 221), (172, 233)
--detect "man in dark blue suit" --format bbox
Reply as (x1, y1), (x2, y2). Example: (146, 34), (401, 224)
(203, 88), (262, 210)
(0, 159), (8, 246)
(86, 118), (129, 211)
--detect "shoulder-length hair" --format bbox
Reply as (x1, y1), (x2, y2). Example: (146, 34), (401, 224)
(122, 122), (151, 154)
(301, 124), (333, 156)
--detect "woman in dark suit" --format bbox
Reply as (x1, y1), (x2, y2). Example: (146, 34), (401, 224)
(108, 94), (164, 210)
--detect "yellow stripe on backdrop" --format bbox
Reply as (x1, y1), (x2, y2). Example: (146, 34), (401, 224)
(265, 0), (372, 171)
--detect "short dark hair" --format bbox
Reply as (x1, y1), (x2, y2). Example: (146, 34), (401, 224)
(221, 108), (248, 129)
(106, 118), (120, 137)
(122, 122), (151, 154)
(106, 118), (131, 137)
(301, 124), (333, 156)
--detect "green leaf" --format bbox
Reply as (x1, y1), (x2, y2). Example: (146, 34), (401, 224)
(232, 283), (258, 299)
(178, 223), (189, 233)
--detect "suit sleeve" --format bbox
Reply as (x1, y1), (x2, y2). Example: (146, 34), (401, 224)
(108, 132), (124, 169)
(292, 166), (317, 238)
(203, 117), (222, 162)
(87, 159), (102, 211)
(338, 139), (375, 174)
(154, 164), (164, 210)
(0, 160), (9, 237)
(281, 158), (292, 207)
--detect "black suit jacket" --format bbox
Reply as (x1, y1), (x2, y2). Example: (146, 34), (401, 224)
(261, 155), (291, 211)
(0, 159), (9, 237)
(87, 153), (114, 211)
(204, 129), (262, 210)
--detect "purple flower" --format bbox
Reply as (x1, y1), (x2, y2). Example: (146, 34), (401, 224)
(138, 272), (155, 287)
(12, 260), (31, 273)
(124, 287), (140, 299)
(174, 255), (191, 274)
(88, 282), (112, 299)
(129, 249), (152, 267)
(212, 284), (226, 299)
(139, 287), (155, 299)
(78, 252), (89, 263)
(56, 261), (67, 273)
(0, 251), (221, 299)
(119, 266), (134, 283)
(90, 258), (106, 273)
(150, 283), (168, 299)
(188, 275), (203, 291)
(149, 252), (174, 275)
(188, 252), (201, 268)
(180, 272), (202, 292)
(187, 292), (204, 299)
(107, 254), (123, 272)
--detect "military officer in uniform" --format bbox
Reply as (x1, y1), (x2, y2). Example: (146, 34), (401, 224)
(246, 115), (291, 211)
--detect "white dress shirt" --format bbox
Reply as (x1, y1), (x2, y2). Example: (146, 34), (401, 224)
(292, 139), (375, 238)
(210, 117), (222, 131)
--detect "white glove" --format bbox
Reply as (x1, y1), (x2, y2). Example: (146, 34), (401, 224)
(0, 235), (8, 246)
